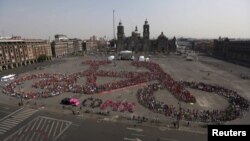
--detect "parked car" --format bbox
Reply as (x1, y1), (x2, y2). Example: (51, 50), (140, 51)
(70, 98), (80, 106)
(61, 97), (71, 105)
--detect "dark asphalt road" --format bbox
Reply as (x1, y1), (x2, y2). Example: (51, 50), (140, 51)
(58, 119), (206, 141)
(0, 105), (207, 141)
(39, 110), (207, 141)
(0, 103), (19, 119)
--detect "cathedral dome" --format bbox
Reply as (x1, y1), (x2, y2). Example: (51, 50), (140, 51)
(158, 32), (167, 39)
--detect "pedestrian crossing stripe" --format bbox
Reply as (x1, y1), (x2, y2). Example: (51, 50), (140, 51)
(0, 108), (38, 135)
(4, 116), (72, 141)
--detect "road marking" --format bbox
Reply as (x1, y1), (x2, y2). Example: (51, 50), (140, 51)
(48, 120), (55, 137)
(54, 121), (72, 141)
(0, 126), (12, 130)
(10, 118), (26, 122)
(39, 118), (47, 131)
(36, 117), (43, 130)
(59, 121), (64, 132)
(3, 119), (19, 124)
(17, 129), (22, 136)
(126, 127), (143, 132)
(131, 133), (145, 137)
(13, 114), (32, 118)
(124, 137), (143, 141)
(44, 120), (50, 133)
(0, 107), (24, 122)
(0, 123), (17, 128)
(53, 121), (59, 138)
(31, 117), (40, 130)
(4, 116), (72, 141)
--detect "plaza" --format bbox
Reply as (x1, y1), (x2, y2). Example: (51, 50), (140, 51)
(1, 53), (249, 125)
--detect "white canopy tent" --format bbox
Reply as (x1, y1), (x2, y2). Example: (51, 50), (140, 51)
(108, 55), (115, 61)
(139, 56), (145, 61)
(1, 74), (16, 82)
(119, 50), (132, 54)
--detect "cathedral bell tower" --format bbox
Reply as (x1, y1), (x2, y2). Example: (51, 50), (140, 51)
(117, 21), (124, 40)
(117, 21), (125, 51)
(143, 19), (150, 40)
(143, 19), (150, 52)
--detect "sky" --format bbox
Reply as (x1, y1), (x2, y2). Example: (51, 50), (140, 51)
(0, 0), (250, 40)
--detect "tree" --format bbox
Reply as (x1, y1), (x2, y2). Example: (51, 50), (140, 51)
(37, 54), (48, 62)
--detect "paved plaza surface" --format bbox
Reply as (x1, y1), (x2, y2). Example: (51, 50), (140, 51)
(0, 54), (249, 141)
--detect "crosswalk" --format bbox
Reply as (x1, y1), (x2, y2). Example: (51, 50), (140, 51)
(124, 127), (144, 141)
(0, 108), (38, 135)
(4, 116), (72, 141)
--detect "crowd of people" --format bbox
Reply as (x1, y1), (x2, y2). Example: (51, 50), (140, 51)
(2, 59), (249, 122)
(82, 97), (102, 108)
(132, 61), (196, 103)
(2, 73), (67, 99)
(136, 81), (249, 122)
(3, 60), (195, 100)
(100, 100), (135, 113)
(81, 97), (135, 113)
(136, 83), (175, 115)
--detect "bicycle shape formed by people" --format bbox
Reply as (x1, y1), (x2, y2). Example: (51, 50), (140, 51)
(2, 60), (249, 122)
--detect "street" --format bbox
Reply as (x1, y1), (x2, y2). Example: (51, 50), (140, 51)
(0, 104), (207, 141)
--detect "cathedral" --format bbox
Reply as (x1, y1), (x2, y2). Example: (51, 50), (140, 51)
(116, 20), (176, 53)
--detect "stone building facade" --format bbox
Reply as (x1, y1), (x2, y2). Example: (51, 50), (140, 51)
(0, 39), (52, 71)
(213, 38), (250, 67)
(70, 38), (83, 52)
(25, 39), (52, 60)
(51, 34), (74, 57)
(84, 36), (99, 52)
(116, 20), (176, 53)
